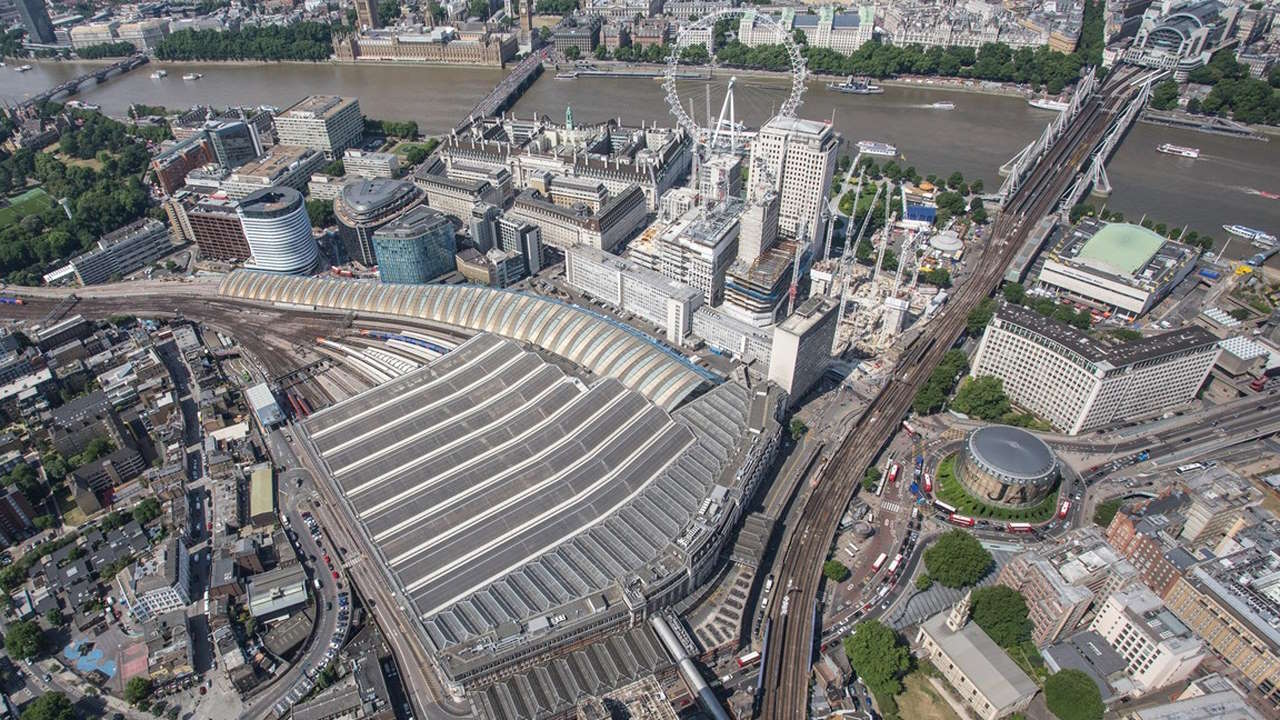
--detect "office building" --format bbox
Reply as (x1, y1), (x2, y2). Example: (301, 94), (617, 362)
(1105, 493), (1196, 596)
(1124, 1), (1241, 75)
(373, 206), (457, 284)
(15, 0), (54, 44)
(469, 203), (502, 252)
(223, 146), (325, 200)
(507, 185), (647, 254)
(1164, 549), (1280, 710)
(970, 304), (1220, 434)
(1089, 585), (1205, 694)
(1122, 675), (1265, 720)
(1106, 0), (1156, 41)
(496, 215), (543, 276)
(698, 153), (742, 206)
(273, 96), (364, 159)
(566, 245), (704, 345)
(693, 305), (774, 364)
(69, 219), (174, 285)
(1036, 220), (1199, 320)
(117, 537), (191, 622)
(151, 136), (213, 196)
(307, 173), (345, 202)
(237, 186), (317, 275)
(633, 200), (741, 305)
(1178, 467), (1257, 545)
(957, 425), (1060, 510)
(916, 593), (1039, 720)
(724, 243), (797, 327)
(413, 171), (503, 222)
(748, 116), (838, 241)
(246, 565), (308, 619)
(115, 19), (169, 50)
(188, 196), (251, 262)
(205, 120), (263, 170)
(998, 526), (1138, 646)
(768, 296), (837, 403)
(343, 149), (400, 179)
(334, 178), (425, 266)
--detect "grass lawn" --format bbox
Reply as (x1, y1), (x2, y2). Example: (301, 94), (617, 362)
(53, 487), (87, 527)
(0, 188), (55, 227)
(935, 454), (1060, 522)
(390, 138), (439, 157)
(896, 672), (962, 720)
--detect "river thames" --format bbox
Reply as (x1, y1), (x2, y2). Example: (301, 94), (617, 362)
(2, 60), (1276, 251)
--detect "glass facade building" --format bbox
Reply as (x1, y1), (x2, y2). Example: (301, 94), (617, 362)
(372, 206), (456, 284)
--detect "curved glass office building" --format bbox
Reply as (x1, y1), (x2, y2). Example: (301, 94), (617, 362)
(237, 186), (317, 275)
(372, 206), (457, 284)
(333, 178), (423, 266)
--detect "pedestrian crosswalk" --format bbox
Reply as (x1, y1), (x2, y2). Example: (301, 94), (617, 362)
(880, 501), (904, 514)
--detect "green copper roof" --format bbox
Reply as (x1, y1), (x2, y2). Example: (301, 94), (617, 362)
(1076, 223), (1166, 275)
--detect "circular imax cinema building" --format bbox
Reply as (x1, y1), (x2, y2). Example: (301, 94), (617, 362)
(957, 425), (1059, 508)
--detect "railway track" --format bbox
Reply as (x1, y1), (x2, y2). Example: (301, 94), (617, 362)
(759, 68), (1141, 717)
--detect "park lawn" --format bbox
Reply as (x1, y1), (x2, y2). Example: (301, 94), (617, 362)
(935, 454), (1060, 522)
(896, 672), (962, 720)
(0, 188), (55, 227)
(50, 151), (106, 171)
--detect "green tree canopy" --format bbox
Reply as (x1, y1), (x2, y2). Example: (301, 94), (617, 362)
(967, 297), (996, 335)
(1003, 282), (1026, 304)
(922, 530), (992, 588)
(4, 619), (43, 661)
(950, 376), (1011, 420)
(823, 560), (851, 582)
(843, 621), (912, 700)
(125, 676), (154, 705)
(970, 586), (1032, 648)
(19, 692), (75, 720)
(1045, 669), (1105, 720)
(1150, 79), (1181, 111)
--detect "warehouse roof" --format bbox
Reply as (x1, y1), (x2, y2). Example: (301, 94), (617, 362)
(219, 270), (715, 410)
(1075, 222), (1167, 276)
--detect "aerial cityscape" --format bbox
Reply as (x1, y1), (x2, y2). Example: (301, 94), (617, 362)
(0, 0), (1277, 719)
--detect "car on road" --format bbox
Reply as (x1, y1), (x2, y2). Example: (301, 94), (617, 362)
(332, 571), (340, 579)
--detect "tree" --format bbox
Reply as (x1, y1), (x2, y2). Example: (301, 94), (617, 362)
(1150, 79), (1181, 111)
(969, 195), (988, 223)
(404, 145), (428, 165)
(306, 199), (335, 228)
(43, 608), (65, 627)
(323, 159), (345, 176)
(564, 45), (581, 61)
(823, 560), (851, 582)
(915, 574), (933, 591)
(843, 621), (911, 700)
(789, 419), (808, 440)
(922, 530), (992, 588)
(1044, 669), (1105, 720)
(4, 620), (43, 661)
(951, 376), (1011, 420)
(378, 0), (402, 23)
(467, 0), (490, 19)
(1003, 282), (1026, 305)
(967, 297), (996, 335)
(18, 692), (74, 720)
(132, 497), (162, 525)
(969, 586), (1032, 648)
(125, 676), (153, 706)
(864, 466), (882, 487)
